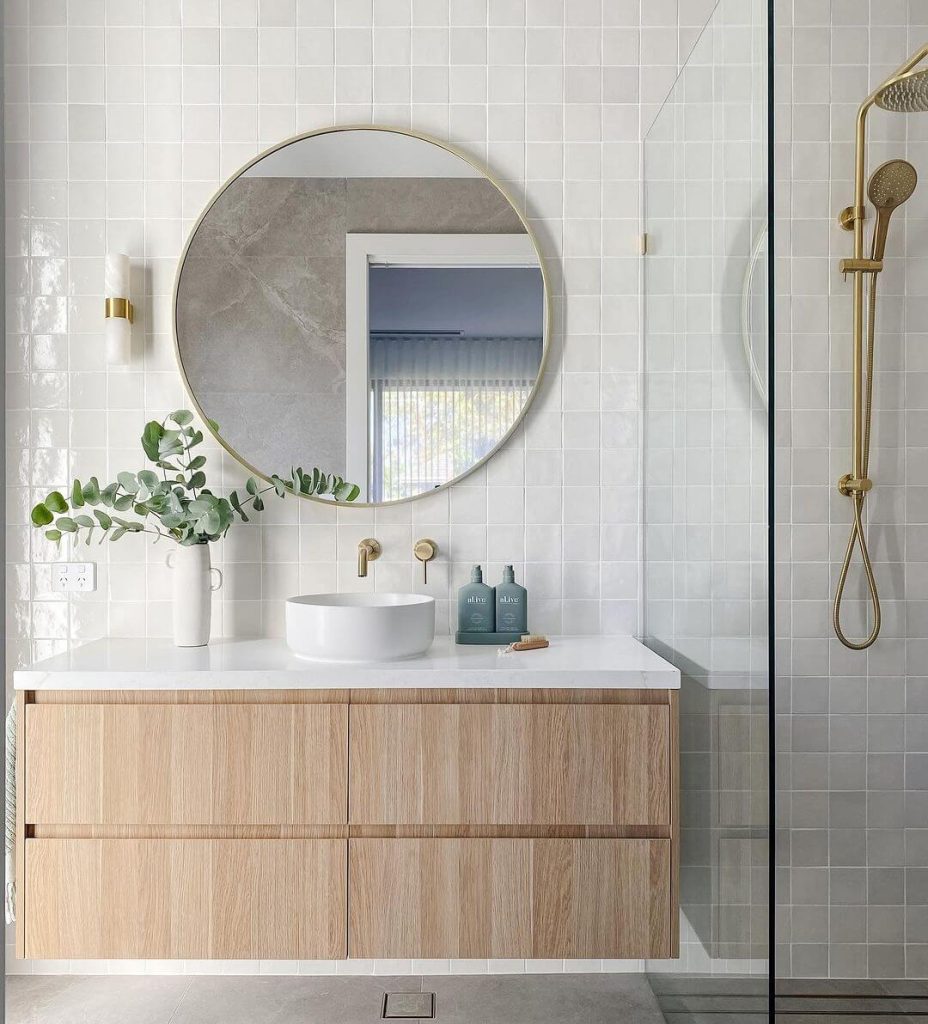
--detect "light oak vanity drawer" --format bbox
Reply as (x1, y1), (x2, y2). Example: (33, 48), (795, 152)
(24, 838), (346, 959)
(25, 704), (347, 825)
(348, 838), (670, 959)
(349, 704), (670, 826)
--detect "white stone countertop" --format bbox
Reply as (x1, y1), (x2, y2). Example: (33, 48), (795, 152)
(14, 636), (680, 690)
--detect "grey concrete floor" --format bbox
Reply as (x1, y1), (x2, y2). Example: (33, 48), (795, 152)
(5, 973), (667, 1024)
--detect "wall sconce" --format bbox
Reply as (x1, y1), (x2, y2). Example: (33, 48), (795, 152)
(104, 252), (133, 365)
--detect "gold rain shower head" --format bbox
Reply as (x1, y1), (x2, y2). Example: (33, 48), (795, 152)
(875, 66), (928, 113)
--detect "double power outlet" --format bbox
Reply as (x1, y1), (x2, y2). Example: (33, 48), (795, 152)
(52, 562), (97, 593)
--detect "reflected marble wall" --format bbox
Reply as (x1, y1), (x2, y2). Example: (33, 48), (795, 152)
(176, 176), (523, 478)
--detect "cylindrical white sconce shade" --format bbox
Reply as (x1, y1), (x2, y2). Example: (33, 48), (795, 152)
(104, 252), (133, 365)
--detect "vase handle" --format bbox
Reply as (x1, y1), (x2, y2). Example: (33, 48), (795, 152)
(166, 550), (175, 569)
(210, 567), (223, 592)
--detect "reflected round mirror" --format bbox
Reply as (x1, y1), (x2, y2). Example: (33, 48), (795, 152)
(174, 126), (549, 505)
(741, 221), (767, 407)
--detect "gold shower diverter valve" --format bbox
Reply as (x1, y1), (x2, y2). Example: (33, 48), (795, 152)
(838, 474), (873, 496)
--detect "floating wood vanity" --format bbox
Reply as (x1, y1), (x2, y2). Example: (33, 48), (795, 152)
(14, 636), (680, 962)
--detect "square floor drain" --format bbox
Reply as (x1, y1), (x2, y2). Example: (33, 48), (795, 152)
(382, 991), (435, 1019)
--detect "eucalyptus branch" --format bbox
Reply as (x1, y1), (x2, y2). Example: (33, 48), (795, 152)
(31, 409), (360, 549)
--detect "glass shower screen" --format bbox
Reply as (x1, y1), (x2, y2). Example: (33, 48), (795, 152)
(641, 0), (771, 1020)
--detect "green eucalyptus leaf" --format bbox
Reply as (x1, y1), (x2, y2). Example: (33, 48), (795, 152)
(94, 510), (112, 529)
(71, 479), (85, 507)
(252, 495), (264, 512)
(187, 455), (206, 472)
(31, 503), (54, 527)
(138, 470), (159, 491)
(117, 471), (139, 494)
(73, 514), (95, 528)
(56, 517), (77, 533)
(142, 421), (164, 461)
(111, 527), (127, 541)
(82, 477), (101, 505)
(45, 529), (62, 543)
(335, 481), (361, 502)
(113, 494), (134, 512)
(270, 474), (286, 498)
(245, 477), (258, 496)
(189, 430), (203, 447)
(158, 431), (185, 457)
(100, 483), (118, 506)
(170, 409), (193, 426)
(46, 491), (68, 513)
(188, 471), (206, 490)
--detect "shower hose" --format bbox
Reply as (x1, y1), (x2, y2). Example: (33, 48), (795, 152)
(833, 274), (882, 650)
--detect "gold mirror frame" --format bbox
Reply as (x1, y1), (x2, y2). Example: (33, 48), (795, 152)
(172, 124), (552, 508)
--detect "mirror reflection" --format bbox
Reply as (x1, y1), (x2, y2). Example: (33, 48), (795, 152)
(174, 128), (547, 505)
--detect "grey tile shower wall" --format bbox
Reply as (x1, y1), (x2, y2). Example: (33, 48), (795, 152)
(776, 0), (928, 981)
(3, 0), (692, 677)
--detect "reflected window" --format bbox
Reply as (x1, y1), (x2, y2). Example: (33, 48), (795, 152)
(366, 266), (543, 502)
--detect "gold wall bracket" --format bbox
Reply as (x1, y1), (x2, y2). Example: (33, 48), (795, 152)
(838, 474), (873, 496)
(838, 205), (865, 231)
(104, 297), (134, 323)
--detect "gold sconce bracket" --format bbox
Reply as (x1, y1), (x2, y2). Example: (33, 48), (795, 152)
(105, 297), (134, 323)
(838, 205), (865, 231)
(838, 474), (873, 496)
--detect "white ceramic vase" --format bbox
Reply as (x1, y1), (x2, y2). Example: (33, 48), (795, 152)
(166, 543), (223, 647)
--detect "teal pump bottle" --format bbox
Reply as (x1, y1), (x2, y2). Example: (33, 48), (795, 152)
(495, 565), (528, 633)
(458, 565), (495, 632)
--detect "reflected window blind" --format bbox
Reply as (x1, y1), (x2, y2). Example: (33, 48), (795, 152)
(369, 334), (542, 503)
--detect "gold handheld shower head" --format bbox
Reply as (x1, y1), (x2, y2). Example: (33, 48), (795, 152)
(867, 158), (917, 261)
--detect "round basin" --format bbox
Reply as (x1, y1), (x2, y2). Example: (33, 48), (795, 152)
(285, 592), (436, 662)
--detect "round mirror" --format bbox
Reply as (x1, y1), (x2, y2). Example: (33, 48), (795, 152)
(174, 126), (549, 506)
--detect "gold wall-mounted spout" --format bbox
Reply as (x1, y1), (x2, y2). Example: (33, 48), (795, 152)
(357, 538), (381, 577)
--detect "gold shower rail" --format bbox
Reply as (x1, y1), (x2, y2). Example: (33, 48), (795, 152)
(833, 43), (928, 650)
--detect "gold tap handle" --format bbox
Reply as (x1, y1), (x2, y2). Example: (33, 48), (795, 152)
(414, 539), (437, 584)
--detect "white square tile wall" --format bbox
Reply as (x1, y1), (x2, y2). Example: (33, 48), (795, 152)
(775, 0), (928, 983)
(2, 0), (705, 979)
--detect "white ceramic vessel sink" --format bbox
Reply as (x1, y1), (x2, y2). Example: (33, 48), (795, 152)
(285, 592), (436, 662)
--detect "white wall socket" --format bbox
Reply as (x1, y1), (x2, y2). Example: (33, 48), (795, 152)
(53, 562), (97, 593)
